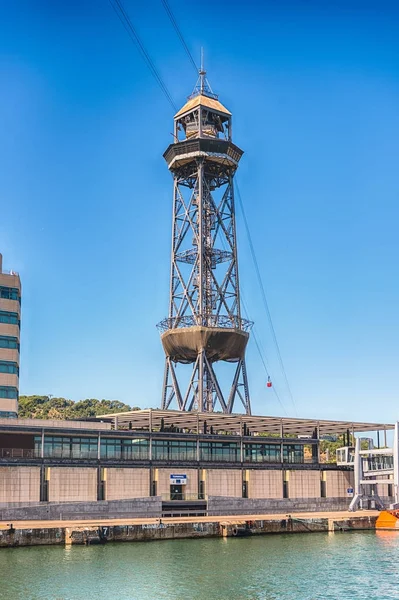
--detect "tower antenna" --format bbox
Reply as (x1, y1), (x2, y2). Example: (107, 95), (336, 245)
(200, 47), (205, 94)
(189, 49), (217, 99)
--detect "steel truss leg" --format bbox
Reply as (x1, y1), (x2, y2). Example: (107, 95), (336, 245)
(162, 354), (252, 415)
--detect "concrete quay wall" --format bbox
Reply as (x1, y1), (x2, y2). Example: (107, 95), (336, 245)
(0, 497), (162, 522)
(0, 514), (378, 548)
(207, 496), (353, 515)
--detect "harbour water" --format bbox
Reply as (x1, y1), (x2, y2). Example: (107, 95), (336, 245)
(0, 531), (398, 600)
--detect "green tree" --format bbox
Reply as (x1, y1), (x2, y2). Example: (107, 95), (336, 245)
(18, 395), (140, 420)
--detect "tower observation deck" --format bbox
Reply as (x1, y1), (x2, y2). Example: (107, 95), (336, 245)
(158, 70), (252, 414)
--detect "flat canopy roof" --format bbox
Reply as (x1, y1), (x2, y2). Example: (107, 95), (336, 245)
(96, 409), (394, 437)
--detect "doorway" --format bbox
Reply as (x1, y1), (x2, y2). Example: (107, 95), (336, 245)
(170, 484), (184, 500)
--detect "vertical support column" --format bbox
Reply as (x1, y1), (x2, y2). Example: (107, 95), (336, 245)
(198, 160), (204, 323)
(97, 432), (101, 461)
(349, 437), (362, 511)
(280, 422), (284, 464)
(161, 358), (170, 410)
(198, 107), (202, 138)
(394, 422), (399, 505)
(240, 417), (243, 463)
(41, 429), (44, 459)
(198, 350), (204, 412)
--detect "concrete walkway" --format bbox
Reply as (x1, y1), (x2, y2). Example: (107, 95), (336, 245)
(0, 510), (380, 531)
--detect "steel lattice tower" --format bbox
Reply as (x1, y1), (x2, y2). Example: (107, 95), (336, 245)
(158, 69), (252, 414)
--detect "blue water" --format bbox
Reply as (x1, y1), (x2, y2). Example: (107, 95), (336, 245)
(0, 532), (398, 599)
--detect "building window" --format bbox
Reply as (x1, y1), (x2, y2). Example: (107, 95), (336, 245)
(42, 436), (98, 459)
(100, 438), (149, 460)
(0, 411), (17, 418)
(0, 287), (20, 302)
(152, 439), (196, 461)
(0, 311), (20, 326)
(0, 386), (18, 399)
(0, 336), (19, 350)
(244, 443), (281, 463)
(0, 361), (19, 375)
(199, 441), (239, 462)
(283, 444), (304, 464)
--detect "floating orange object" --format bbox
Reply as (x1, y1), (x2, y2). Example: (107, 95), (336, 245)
(376, 510), (399, 530)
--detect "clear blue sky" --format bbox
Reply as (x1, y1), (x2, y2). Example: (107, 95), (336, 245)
(1, 0), (398, 423)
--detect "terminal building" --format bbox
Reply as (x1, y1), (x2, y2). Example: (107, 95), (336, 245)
(0, 410), (394, 517)
(0, 253), (21, 419)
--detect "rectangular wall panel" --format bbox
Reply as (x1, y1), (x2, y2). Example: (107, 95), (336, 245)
(325, 470), (354, 498)
(106, 468), (150, 500)
(248, 470), (283, 499)
(0, 466), (40, 503)
(289, 470), (320, 498)
(48, 467), (97, 502)
(205, 469), (242, 498)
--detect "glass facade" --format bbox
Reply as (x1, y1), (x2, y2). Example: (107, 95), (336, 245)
(0, 386), (18, 399)
(22, 435), (311, 464)
(283, 444), (305, 464)
(244, 443), (281, 463)
(199, 441), (239, 462)
(0, 311), (19, 326)
(0, 336), (19, 350)
(152, 439), (196, 461)
(100, 438), (149, 460)
(37, 436), (98, 459)
(0, 287), (20, 302)
(0, 361), (19, 375)
(0, 411), (17, 418)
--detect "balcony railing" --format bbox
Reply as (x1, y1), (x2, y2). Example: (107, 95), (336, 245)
(0, 448), (37, 458)
(161, 493), (205, 502)
(157, 314), (253, 333)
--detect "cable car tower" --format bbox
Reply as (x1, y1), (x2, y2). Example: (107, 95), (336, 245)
(158, 67), (252, 414)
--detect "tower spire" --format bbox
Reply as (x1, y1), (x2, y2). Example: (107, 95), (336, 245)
(190, 49), (218, 100)
(199, 47), (205, 94)
(158, 77), (252, 415)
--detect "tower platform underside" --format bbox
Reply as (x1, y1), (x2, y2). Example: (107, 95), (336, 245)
(161, 326), (249, 363)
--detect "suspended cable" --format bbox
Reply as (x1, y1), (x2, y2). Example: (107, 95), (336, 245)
(161, 0), (198, 75)
(241, 296), (288, 416)
(235, 180), (298, 416)
(109, 0), (178, 112)
(218, 217), (288, 415)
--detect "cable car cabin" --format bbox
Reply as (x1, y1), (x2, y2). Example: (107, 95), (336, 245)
(336, 446), (355, 466)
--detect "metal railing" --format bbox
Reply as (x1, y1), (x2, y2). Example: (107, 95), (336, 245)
(0, 448), (37, 458)
(157, 314), (253, 332)
(161, 493), (205, 502)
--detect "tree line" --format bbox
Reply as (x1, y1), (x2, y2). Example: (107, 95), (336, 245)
(18, 395), (140, 420)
